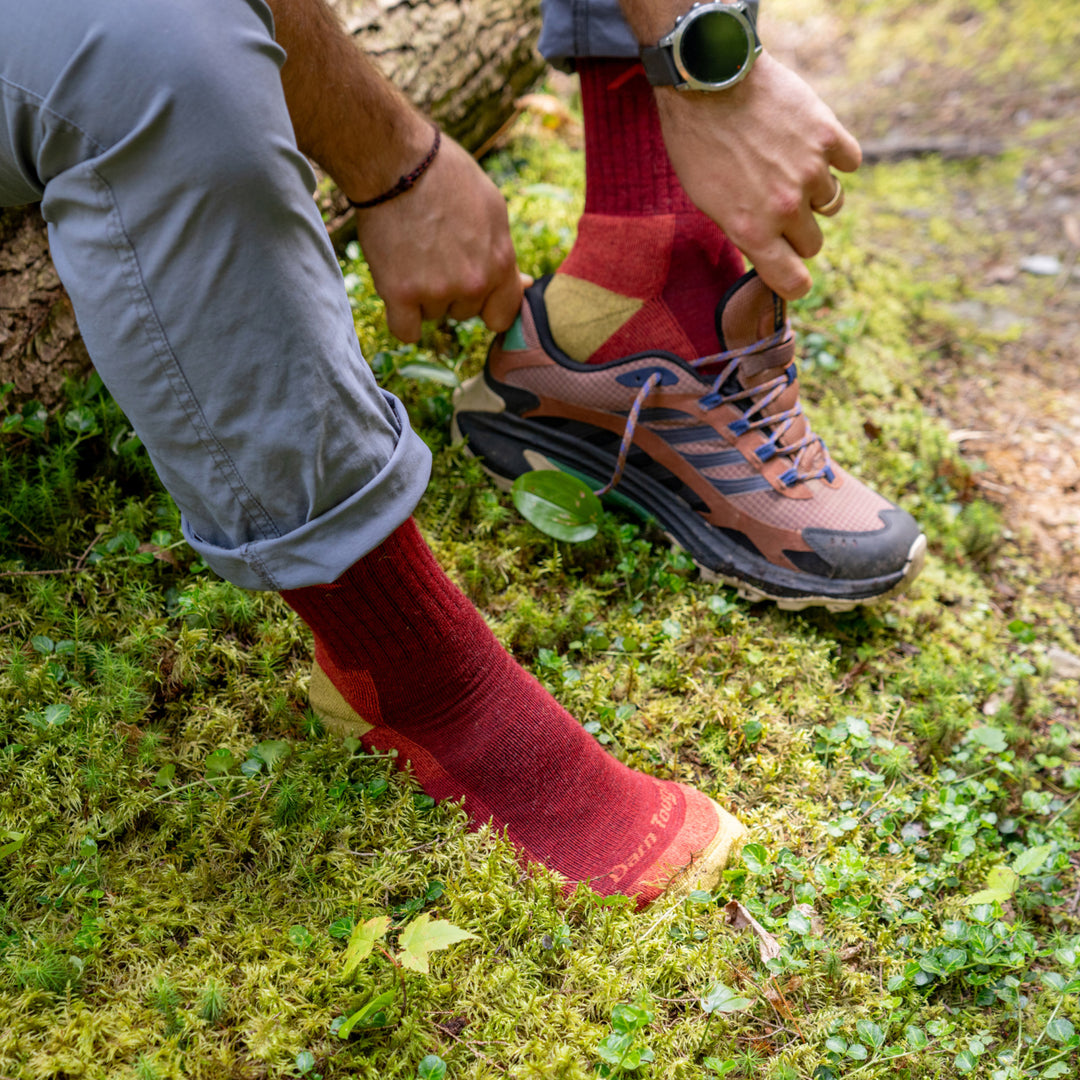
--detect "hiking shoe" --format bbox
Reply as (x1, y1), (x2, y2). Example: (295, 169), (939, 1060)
(452, 270), (926, 612)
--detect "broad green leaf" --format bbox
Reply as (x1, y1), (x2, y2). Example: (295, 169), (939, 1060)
(741, 843), (769, 874)
(1043, 1063), (1071, 1078)
(846, 1043), (868, 1060)
(204, 748), (238, 777)
(787, 909), (812, 935)
(857, 1020), (886, 1048)
(1011, 844), (1053, 876)
(987, 865), (1020, 893)
(417, 1055), (447, 1080)
(342, 916), (390, 980)
(611, 1003), (653, 1033)
(398, 361), (460, 388)
(288, 925), (314, 949)
(825, 1037), (848, 1055)
(253, 740), (290, 769)
(337, 988), (395, 1038)
(0, 830), (26, 861)
(970, 725), (1008, 753)
(1046, 1017), (1075, 1043)
(700, 982), (754, 1015)
(703, 1059), (738, 1077)
(153, 763), (176, 788)
(964, 887), (1013, 906)
(295, 1050), (316, 1075)
(905, 1025), (928, 1049)
(43, 704), (70, 727)
(396, 913), (477, 974)
(596, 1031), (634, 1065)
(511, 470), (603, 543)
(954, 1050), (977, 1072)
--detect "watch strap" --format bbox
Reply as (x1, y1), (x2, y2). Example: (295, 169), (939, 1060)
(640, 43), (683, 87)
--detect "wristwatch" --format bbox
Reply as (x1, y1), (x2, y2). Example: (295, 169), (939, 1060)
(640, 1), (762, 92)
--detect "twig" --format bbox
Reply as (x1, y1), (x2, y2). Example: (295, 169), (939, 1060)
(73, 534), (99, 571)
(0, 567), (82, 578)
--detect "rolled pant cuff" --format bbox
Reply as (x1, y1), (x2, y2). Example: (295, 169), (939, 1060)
(538, 0), (640, 66)
(181, 392), (433, 592)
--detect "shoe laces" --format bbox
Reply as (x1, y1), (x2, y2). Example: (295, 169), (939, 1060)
(594, 330), (834, 498)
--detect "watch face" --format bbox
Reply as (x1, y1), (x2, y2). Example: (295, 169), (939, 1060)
(679, 9), (752, 86)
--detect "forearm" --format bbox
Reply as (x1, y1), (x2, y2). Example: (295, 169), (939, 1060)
(266, 0), (431, 204)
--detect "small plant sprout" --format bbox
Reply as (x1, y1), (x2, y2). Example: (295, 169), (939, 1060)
(595, 1002), (656, 1077)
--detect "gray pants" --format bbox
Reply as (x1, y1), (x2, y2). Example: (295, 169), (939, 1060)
(0, 0), (635, 590)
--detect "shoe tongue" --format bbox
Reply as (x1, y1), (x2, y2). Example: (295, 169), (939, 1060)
(708, 271), (796, 394)
(716, 271), (787, 355)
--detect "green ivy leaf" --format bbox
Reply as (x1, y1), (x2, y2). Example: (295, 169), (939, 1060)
(611, 1003), (653, 1033)
(287, 925), (314, 949)
(510, 470), (603, 543)
(954, 1050), (977, 1072)
(396, 913), (477, 974)
(153, 763), (176, 788)
(253, 740), (290, 769)
(970, 725), (1008, 753)
(342, 915), (390, 981)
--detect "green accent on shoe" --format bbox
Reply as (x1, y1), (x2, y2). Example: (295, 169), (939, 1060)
(503, 314), (528, 353)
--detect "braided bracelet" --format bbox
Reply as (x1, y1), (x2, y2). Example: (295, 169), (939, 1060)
(348, 125), (442, 210)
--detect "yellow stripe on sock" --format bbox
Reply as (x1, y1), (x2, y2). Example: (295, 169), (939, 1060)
(309, 662), (374, 739)
(546, 274), (644, 362)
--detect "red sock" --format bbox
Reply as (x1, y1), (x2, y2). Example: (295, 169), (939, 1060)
(554, 58), (745, 363)
(281, 519), (731, 904)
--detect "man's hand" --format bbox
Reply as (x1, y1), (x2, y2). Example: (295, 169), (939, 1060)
(268, 0), (523, 341)
(654, 50), (861, 299)
(353, 136), (523, 343)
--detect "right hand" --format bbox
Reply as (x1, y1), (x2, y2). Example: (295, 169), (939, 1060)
(354, 133), (524, 343)
(654, 50), (862, 299)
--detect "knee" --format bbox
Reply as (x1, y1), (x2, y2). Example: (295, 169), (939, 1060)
(72, 0), (286, 161)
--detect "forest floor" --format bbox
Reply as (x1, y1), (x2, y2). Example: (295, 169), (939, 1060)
(1, 1), (1079, 1079)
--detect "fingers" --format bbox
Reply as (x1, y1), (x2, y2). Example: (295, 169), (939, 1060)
(750, 237), (812, 301)
(826, 121), (862, 173)
(385, 299), (423, 344)
(479, 265), (525, 333)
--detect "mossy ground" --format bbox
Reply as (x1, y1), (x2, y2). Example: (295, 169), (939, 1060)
(2, 2), (1079, 1077)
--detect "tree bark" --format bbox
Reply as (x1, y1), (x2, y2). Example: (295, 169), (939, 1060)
(0, 0), (544, 406)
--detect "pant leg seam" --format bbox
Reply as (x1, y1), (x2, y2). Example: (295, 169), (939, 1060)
(88, 164), (283, 546)
(1, 76), (107, 157)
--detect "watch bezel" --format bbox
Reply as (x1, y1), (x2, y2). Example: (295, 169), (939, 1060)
(664, 2), (761, 92)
